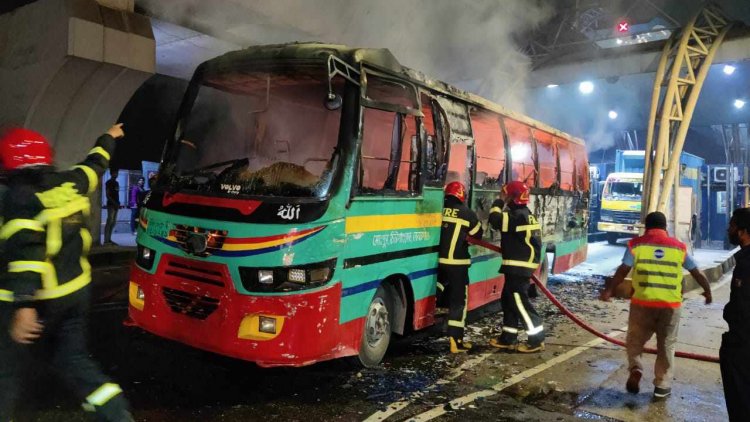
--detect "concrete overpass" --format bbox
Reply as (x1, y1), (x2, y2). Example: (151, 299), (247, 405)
(2, 0), (750, 241)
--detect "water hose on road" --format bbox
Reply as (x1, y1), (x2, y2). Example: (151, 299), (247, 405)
(467, 238), (720, 363)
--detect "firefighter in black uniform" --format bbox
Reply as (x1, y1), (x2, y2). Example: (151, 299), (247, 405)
(438, 181), (483, 353)
(487, 181), (545, 353)
(722, 207), (750, 421)
(0, 125), (133, 421)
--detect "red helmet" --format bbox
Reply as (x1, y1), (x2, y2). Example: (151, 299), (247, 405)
(0, 127), (53, 170)
(445, 181), (467, 202)
(503, 180), (530, 205)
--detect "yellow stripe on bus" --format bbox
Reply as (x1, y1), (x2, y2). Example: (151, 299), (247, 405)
(345, 213), (442, 234)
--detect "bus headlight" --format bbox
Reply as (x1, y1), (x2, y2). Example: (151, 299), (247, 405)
(136, 245), (156, 270)
(239, 259), (336, 292)
(258, 270), (274, 285)
(259, 316), (277, 334)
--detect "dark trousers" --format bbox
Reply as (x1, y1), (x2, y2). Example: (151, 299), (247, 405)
(129, 208), (139, 233)
(499, 273), (544, 346)
(720, 332), (750, 421)
(0, 289), (131, 421)
(438, 264), (469, 340)
(104, 205), (119, 243)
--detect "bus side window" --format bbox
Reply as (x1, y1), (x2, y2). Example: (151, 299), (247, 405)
(557, 139), (575, 191)
(533, 130), (557, 189)
(421, 95), (449, 185)
(573, 143), (589, 191)
(359, 108), (419, 194)
(504, 118), (536, 187)
(471, 110), (505, 191)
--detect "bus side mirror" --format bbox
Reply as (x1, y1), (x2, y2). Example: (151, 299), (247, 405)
(325, 93), (343, 110)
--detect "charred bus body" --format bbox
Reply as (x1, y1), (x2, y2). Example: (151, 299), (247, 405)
(128, 43), (589, 367)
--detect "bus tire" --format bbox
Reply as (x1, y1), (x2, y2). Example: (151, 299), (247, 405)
(358, 286), (393, 368)
(606, 232), (619, 245)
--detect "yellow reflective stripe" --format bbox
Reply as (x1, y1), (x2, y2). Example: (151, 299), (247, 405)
(80, 228), (92, 254)
(35, 196), (90, 223)
(85, 382), (122, 407)
(8, 261), (50, 273)
(502, 259), (538, 269)
(88, 146), (111, 161)
(502, 326), (519, 333)
(525, 226), (535, 264)
(516, 224), (541, 231)
(442, 216), (470, 226)
(0, 219), (44, 239)
(438, 258), (471, 265)
(72, 165), (99, 193)
(47, 218), (62, 257)
(462, 285), (468, 325)
(436, 282), (445, 291)
(448, 287), (469, 328)
(468, 221), (482, 236)
(448, 222), (462, 262)
(514, 292), (543, 335)
(489, 206), (502, 214)
(8, 260), (57, 290)
(34, 259), (90, 300)
(502, 212), (509, 232)
(0, 289), (13, 302)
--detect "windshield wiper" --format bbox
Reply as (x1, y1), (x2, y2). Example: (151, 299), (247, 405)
(184, 158), (249, 176)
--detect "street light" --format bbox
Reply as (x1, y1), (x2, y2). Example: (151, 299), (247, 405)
(723, 64), (736, 75)
(546, 84), (559, 88)
(608, 110), (618, 120)
(579, 81), (594, 94)
(734, 99), (745, 109)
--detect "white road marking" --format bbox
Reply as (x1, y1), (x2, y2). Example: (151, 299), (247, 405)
(406, 328), (627, 422)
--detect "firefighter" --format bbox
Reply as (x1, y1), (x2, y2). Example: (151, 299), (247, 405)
(600, 211), (711, 399)
(487, 181), (545, 353)
(0, 125), (133, 421)
(438, 181), (483, 353)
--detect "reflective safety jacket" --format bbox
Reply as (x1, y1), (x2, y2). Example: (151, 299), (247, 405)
(629, 229), (686, 308)
(438, 196), (483, 266)
(488, 200), (542, 277)
(0, 134), (115, 306)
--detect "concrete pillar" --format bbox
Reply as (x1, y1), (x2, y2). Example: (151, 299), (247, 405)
(0, 0), (154, 243)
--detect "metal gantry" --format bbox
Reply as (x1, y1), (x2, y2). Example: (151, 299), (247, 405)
(641, 2), (732, 242)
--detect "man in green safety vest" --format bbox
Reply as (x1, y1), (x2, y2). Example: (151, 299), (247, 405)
(600, 211), (711, 399)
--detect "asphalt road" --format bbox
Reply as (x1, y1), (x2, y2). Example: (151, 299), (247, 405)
(10, 242), (731, 421)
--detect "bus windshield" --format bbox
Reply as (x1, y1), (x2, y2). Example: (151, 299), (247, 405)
(165, 64), (343, 198)
(604, 180), (642, 199)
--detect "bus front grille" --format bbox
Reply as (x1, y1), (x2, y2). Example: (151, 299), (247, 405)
(164, 259), (226, 287)
(162, 287), (219, 320)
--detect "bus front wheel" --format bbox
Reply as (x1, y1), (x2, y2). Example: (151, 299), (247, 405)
(358, 286), (393, 368)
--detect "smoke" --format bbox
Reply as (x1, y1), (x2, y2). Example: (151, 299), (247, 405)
(139, 0), (553, 112)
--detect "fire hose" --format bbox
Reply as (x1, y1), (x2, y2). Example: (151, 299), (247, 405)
(467, 237), (720, 363)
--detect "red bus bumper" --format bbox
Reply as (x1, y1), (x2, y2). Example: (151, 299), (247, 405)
(128, 255), (362, 367)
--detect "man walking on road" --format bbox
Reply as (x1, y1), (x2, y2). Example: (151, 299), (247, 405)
(721, 207), (750, 421)
(600, 211), (711, 399)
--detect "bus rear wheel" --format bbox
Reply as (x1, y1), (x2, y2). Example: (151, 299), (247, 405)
(358, 286), (393, 368)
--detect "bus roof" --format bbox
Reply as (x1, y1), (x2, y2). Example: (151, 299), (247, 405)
(205, 42), (586, 147)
